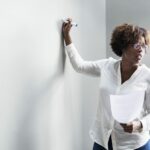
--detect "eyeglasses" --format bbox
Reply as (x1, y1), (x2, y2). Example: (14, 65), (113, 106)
(133, 43), (149, 50)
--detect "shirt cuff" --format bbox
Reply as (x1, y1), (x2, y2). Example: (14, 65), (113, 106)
(65, 43), (74, 49)
(140, 118), (148, 131)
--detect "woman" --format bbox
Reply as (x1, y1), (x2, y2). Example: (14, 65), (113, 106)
(62, 18), (150, 150)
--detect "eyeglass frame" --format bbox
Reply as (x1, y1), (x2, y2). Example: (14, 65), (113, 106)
(133, 43), (149, 51)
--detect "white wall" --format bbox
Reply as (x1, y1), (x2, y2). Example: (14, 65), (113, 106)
(0, 0), (106, 150)
(106, 0), (150, 66)
(0, 0), (82, 150)
(3, 1), (150, 149)
(79, 0), (106, 149)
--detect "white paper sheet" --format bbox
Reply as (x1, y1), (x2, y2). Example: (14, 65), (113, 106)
(110, 91), (145, 123)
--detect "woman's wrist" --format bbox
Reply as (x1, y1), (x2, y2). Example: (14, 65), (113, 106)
(64, 34), (72, 46)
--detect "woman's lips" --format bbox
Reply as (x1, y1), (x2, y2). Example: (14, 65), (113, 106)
(136, 54), (142, 60)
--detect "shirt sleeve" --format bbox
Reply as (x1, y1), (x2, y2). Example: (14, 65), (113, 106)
(140, 86), (150, 131)
(65, 43), (109, 77)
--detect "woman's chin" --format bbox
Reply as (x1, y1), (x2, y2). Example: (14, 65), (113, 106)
(135, 56), (143, 63)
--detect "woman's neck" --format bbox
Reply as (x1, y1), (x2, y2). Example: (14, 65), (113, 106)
(121, 58), (140, 73)
(120, 59), (140, 84)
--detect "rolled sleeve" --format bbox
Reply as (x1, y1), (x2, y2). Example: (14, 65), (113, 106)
(140, 116), (150, 131)
(140, 86), (150, 132)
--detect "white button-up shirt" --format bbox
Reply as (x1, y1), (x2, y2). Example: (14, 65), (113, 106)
(65, 43), (150, 150)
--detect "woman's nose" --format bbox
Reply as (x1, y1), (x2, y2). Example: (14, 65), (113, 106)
(137, 48), (142, 54)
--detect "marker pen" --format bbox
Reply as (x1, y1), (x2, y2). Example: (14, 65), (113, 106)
(62, 19), (78, 27)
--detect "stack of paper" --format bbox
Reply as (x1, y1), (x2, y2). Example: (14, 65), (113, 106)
(110, 91), (145, 123)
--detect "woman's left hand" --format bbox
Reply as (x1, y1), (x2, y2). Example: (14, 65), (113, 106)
(120, 120), (143, 133)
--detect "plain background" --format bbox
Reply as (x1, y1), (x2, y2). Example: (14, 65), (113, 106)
(0, 0), (150, 150)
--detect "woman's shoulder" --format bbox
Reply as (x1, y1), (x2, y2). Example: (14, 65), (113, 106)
(99, 57), (118, 64)
(141, 64), (150, 74)
(140, 64), (150, 84)
(103, 57), (120, 66)
(96, 57), (119, 70)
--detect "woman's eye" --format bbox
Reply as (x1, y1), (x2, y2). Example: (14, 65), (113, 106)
(133, 43), (146, 49)
(134, 44), (140, 49)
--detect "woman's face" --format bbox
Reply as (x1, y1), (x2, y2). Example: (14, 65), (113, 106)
(122, 36), (147, 65)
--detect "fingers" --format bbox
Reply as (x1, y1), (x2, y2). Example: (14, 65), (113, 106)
(63, 21), (72, 29)
(66, 18), (72, 22)
(124, 125), (133, 133)
(62, 18), (72, 27)
(62, 18), (73, 35)
(120, 123), (133, 133)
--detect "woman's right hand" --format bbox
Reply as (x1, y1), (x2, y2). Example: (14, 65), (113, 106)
(62, 18), (72, 37)
(62, 18), (73, 45)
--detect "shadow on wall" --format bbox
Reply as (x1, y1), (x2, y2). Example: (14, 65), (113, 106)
(14, 20), (67, 150)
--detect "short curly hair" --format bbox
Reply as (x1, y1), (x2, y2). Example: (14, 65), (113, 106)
(110, 23), (150, 57)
